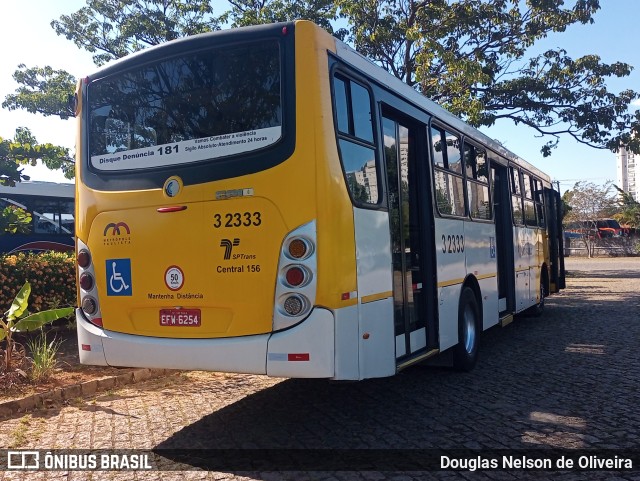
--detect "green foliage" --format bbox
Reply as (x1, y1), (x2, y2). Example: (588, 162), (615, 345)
(613, 184), (640, 228)
(0, 251), (76, 315)
(5, 283), (31, 327)
(226, 0), (344, 37)
(0, 137), (29, 187)
(51, 0), (222, 66)
(0, 206), (32, 235)
(337, 0), (421, 83)
(27, 332), (63, 382)
(13, 307), (76, 333)
(1, 65), (77, 119)
(0, 128), (74, 183)
(560, 191), (573, 220)
(1, 281), (73, 372)
(338, 0), (640, 156)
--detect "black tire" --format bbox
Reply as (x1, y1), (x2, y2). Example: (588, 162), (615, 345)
(453, 287), (480, 371)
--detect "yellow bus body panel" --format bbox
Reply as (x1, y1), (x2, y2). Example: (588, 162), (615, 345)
(296, 21), (359, 310)
(75, 21), (358, 338)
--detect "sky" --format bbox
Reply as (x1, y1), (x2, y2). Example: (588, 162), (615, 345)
(0, 0), (639, 192)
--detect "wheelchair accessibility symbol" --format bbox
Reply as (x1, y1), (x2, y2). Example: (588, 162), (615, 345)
(106, 259), (132, 296)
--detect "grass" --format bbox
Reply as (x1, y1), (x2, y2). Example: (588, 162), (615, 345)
(9, 414), (32, 448)
(27, 332), (63, 383)
(8, 414), (45, 448)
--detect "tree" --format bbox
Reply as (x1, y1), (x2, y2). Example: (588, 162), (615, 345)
(337, 0), (640, 156)
(51, 0), (221, 66)
(2, 0), (224, 121)
(2, 65), (77, 119)
(4, 0), (640, 157)
(3, 0), (342, 121)
(563, 181), (617, 257)
(226, 0), (344, 35)
(612, 185), (640, 228)
(0, 128), (74, 185)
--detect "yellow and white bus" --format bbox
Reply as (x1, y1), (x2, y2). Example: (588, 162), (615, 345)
(75, 21), (565, 380)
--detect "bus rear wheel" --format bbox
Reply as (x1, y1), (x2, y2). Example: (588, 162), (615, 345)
(453, 287), (480, 372)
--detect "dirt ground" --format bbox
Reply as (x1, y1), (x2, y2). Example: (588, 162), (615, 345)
(0, 326), (133, 403)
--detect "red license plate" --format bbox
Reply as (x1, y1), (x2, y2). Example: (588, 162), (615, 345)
(159, 309), (201, 327)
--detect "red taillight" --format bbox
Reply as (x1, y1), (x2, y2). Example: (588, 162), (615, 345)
(285, 266), (306, 287)
(77, 249), (91, 268)
(78, 240), (102, 328)
(273, 221), (317, 330)
(79, 273), (94, 291)
(90, 317), (103, 327)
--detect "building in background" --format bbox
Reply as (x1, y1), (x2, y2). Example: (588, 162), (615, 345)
(617, 146), (640, 201)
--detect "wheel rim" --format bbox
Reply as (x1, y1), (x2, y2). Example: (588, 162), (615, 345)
(463, 304), (476, 354)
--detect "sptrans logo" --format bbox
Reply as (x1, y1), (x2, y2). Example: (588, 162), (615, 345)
(103, 222), (131, 246)
(220, 238), (240, 260)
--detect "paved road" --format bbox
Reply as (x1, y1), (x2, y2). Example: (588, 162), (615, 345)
(1, 257), (639, 480)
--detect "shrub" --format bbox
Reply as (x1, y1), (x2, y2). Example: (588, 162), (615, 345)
(1, 282), (74, 373)
(27, 331), (63, 382)
(0, 252), (76, 314)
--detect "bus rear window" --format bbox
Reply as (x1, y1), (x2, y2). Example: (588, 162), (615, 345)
(88, 41), (282, 171)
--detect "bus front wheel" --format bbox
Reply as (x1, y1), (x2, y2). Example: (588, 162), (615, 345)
(453, 287), (480, 372)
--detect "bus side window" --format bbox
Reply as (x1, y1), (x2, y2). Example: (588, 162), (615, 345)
(60, 199), (75, 235)
(534, 178), (545, 227)
(333, 74), (379, 205)
(464, 144), (491, 220)
(350, 82), (373, 142)
(334, 77), (350, 134)
(509, 166), (524, 225)
(32, 199), (61, 234)
(431, 125), (465, 217)
(338, 140), (378, 204)
(431, 127), (446, 169)
(522, 172), (537, 226)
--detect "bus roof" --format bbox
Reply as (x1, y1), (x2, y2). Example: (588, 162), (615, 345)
(0, 181), (75, 199)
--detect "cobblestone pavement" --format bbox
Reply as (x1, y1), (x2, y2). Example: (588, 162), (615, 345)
(1, 257), (639, 480)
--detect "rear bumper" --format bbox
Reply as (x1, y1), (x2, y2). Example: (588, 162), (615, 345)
(76, 307), (335, 378)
